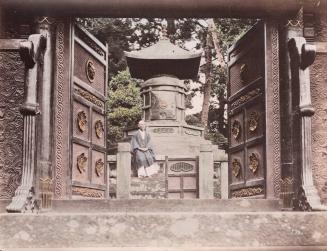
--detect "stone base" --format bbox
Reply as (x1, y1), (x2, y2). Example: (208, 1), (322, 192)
(130, 171), (166, 199)
(3, 247), (327, 251)
(1, 210), (327, 249)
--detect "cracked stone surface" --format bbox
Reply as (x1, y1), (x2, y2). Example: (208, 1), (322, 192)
(1, 212), (327, 248)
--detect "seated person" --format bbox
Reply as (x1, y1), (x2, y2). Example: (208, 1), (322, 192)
(131, 120), (159, 177)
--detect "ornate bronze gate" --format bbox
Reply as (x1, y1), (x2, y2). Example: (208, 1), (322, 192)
(70, 24), (108, 199)
(227, 21), (281, 199)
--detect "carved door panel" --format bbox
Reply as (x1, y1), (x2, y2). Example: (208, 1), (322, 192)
(228, 22), (270, 198)
(70, 24), (108, 199)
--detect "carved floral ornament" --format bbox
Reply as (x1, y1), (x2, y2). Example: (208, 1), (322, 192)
(86, 59), (96, 83)
(72, 187), (103, 198)
(95, 120), (104, 139)
(249, 152), (259, 174)
(231, 120), (241, 140)
(77, 111), (87, 132)
(248, 111), (259, 132)
(240, 63), (249, 83)
(232, 159), (241, 178)
(232, 186), (263, 198)
(77, 153), (87, 173)
(170, 162), (193, 172)
(95, 159), (104, 177)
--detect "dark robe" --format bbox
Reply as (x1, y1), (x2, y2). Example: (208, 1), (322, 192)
(130, 130), (156, 170)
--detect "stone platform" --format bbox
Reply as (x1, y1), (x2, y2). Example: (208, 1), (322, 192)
(0, 199), (327, 250)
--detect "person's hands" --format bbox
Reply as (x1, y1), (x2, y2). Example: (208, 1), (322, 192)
(139, 147), (148, 151)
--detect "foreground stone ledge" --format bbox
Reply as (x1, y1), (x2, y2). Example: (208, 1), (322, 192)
(3, 247), (327, 251)
(0, 212), (327, 248)
(0, 199), (281, 213)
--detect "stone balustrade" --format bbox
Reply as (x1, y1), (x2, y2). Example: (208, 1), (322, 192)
(107, 142), (228, 199)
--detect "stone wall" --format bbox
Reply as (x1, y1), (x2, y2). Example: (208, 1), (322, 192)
(0, 13), (29, 199)
(130, 164), (166, 199)
(311, 12), (327, 203)
(0, 51), (24, 199)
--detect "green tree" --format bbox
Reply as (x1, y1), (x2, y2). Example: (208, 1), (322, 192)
(107, 70), (142, 146)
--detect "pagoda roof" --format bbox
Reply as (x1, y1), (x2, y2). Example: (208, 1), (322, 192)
(125, 38), (202, 80)
(125, 38), (202, 60)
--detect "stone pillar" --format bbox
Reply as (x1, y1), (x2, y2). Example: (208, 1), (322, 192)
(309, 6), (327, 206)
(6, 34), (46, 212)
(220, 161), (228, 199)
(199, 144), (213, 199)
(288, 37), (326, 210)
(35, 17), (55, 210)
(116, 142), (131, 199)
(279, 8), (304, 209)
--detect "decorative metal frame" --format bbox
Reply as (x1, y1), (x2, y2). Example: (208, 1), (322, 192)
(170, 162), (193, 172)
(248, 111), (259, 132)
(231, 120), (241, 140)
(94, 120), (104, 139)
(77, 111), (87, 132)
(85, 59), (96, 83)
(249, 152), (259, 174)
(240, 63), (248, 83)
(232, 159), (241, 178)
(77, 153), (87, 173)
(95, 159), (104, 177)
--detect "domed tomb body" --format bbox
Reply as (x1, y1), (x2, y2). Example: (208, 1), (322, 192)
(124, 37), (212, 156)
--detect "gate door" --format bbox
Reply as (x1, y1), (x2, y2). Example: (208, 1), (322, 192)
(227, 21), (280, 199)
(70, 24), (108, 199)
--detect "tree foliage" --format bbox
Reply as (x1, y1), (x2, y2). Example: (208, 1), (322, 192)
(107, 70), (142, 145)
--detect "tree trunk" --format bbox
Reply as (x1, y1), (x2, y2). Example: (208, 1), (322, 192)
(207, 18), (227, 136)
(200, 31), (213, 127)
(207, 18), (225, 66)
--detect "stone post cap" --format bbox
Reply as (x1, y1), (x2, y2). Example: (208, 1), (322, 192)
(117, 142), (131, 152)
(200, 144), (213, 152)
(213, 149), (228, 161)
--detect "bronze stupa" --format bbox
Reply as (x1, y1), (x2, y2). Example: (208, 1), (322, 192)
(124, 33), (212, 156)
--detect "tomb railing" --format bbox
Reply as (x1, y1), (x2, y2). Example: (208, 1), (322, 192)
(107, 142), (228, 199)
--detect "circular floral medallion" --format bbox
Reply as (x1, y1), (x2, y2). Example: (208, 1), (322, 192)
(249, 152), (259, 174)
(95, 120), (104, 139)
(95, 159), (104, 177)
(248, 111), (259, 132)
(231, 120), (241, 140)
(77, 111), (87, 132)
(240, 63), (248, 83)
(86, 59), (96, 83)
(232, 159), (241, 178)
(77, 153), (87, 173)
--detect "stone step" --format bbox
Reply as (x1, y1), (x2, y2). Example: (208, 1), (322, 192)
(51, 199), (281, 212)
(1, 211), (327, 249)
(0, 199), (280, 213)
(3, 247), (327, 251)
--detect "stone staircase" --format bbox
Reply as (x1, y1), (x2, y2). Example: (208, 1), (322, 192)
(1, 199), (327, 251)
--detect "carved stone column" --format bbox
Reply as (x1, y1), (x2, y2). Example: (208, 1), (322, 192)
(288, 37), (327, 211)
(6, 34), (46, 212)
(279, 8), (304, 210)
(35, 17), (56, 210)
